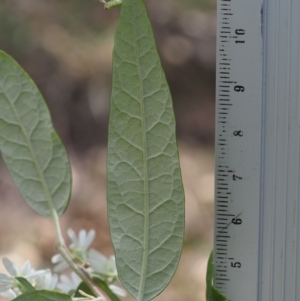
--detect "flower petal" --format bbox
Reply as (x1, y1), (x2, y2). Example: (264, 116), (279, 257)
(106, 256), (117, 275)
(53, 260), (69, 273)
(83, 229), (96, 250)
(51, 274), (59, 290)
(2, 258), (18, 277)
(67, 228), (78, 247)
(109, 284), (127, 297)
(0, 283), (13, 292)
(78, 230), (87, 249)
(26, 269), (48, 279)
(60, 275), (73, 287)
(20, 260), (32, 276)
(87, 249), (107, 273)
(0, 273), (12, 282)
(36, 270), (58, 290)
(0, 288), (17, 299)
(57, 272), (81, 293)
(51, 254), (63, 264)
(70, 272), (81, 286)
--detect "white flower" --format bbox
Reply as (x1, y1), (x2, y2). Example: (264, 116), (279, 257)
(69, 229), (96, 252)
(2, 257), (44, 280)
(87, 250), (117, 282)
(52, 229), (96, 272)
(57, 271), (81, 294)
(0, 257), (47, 299)
(35, 269), (58, 290)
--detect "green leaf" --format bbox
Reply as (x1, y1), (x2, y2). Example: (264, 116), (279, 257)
(0, 51), (71, 217)
(15, 277), (36, 293)
(107, 0), (185, 300)
(74, 277), (120, 301)
(206, 251), (227, 301)
(12, 290), (71, 301)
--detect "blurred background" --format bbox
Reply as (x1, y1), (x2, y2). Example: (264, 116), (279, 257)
(0, 0), (216, 300)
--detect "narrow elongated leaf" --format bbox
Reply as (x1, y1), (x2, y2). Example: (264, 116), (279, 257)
(107, 1), (185, 300)
(12, 290), (71, 301)
(16, 277), (36, 293)
(0, 51), (71, 217)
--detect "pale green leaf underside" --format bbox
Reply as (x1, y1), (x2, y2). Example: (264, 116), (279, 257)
(107, 1), (185, 300)
(0, 51), (71, 217)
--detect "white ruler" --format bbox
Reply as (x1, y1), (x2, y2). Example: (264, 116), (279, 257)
(214, 0), (300, 300)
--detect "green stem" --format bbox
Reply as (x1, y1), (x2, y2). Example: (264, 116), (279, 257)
(52, 210), (112, 301)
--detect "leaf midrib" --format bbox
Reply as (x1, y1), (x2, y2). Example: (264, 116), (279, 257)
(130, 3), (150, 300)
(0, 85), (56, 215)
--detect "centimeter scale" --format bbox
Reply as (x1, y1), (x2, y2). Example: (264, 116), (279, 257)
(214, 0), (300, 300)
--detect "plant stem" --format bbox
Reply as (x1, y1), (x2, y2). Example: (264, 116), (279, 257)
(51, 210), (112, 301)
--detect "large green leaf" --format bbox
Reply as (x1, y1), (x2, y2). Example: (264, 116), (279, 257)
(12, 290), (71, 301)
(107, 0), (185, 300)
(0, 51), (71, 217)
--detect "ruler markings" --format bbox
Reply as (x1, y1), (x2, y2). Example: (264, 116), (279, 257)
(214, 0), (263, 300)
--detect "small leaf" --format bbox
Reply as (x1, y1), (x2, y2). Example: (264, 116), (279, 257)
(107, 0), (185, 300)
(101, 0), (122, 9)
(0, 51), (71, 217)
(206, 251), (227, 301)
(74, 277), (120, 301)
(12, 290), (71, 301)
(15, 277), (36, 293)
